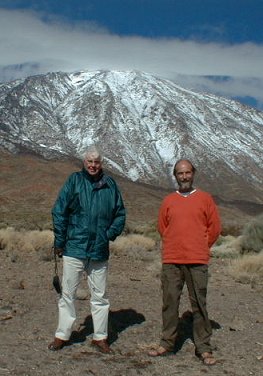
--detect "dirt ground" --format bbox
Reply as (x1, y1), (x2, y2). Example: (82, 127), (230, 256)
(1, 244), (263, 376)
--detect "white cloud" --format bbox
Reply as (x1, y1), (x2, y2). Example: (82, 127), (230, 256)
(1, 9), (263, 109)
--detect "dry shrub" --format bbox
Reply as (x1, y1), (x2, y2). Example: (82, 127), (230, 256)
(228, 252), (263, 285)
(25, 230), (54, 260)
(211, 235), (241, 259)
(240, 213), (263, 254)
(221, 220), (244, 237)
(110, 234), (156, 258)
(0, 227), (25, 251)
(0, 227), (54, 260)
(110, 234), (161, 277)
(125, 220), (159, 241)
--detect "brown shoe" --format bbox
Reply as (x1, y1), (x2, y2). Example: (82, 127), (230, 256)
(91, 339), (113, 354)
(48, 337), (69, 351)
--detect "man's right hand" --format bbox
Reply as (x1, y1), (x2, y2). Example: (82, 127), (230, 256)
(54, 247), (64, 258)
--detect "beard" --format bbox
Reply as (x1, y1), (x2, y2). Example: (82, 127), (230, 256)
(177, 179), (193, 192)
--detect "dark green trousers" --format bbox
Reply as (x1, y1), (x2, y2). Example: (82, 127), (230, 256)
(160, 264), (212, 355)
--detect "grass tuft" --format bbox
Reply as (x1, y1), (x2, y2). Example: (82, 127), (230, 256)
(0, 227), (54, 260)
(110, 234), (156, 258)
(228, 252), (263, 285)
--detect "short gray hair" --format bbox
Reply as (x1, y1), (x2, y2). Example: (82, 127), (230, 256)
(82, 145), (104, 162)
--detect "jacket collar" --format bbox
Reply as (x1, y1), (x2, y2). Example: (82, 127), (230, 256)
(82, 167), (108, 188)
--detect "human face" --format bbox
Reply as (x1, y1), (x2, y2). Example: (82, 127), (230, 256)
(84, 153), (102, 179)
(174, 161), (195, 192)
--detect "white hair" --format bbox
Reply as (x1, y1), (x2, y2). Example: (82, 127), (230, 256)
(82, 145), (104, 162)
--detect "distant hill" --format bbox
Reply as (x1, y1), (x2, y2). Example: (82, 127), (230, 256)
(1, 151), (262, 235)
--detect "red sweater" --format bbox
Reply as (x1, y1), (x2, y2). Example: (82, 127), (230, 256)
(158, 190), (221, 264)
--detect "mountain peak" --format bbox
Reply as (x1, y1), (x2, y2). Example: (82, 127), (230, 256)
(0, 69), (262, 203)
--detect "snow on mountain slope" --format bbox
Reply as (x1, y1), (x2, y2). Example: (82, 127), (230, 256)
(0, 70), (262, 202)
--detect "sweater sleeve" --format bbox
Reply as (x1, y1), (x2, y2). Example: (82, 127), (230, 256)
(207, 196), (221, 247)
(158, 198), (169, 236)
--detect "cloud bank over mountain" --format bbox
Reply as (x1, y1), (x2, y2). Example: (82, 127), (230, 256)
(1, 9), (263, 109)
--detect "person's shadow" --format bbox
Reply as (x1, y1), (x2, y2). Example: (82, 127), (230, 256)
(70, 308), (145, 345)
(173, 310), (221, 353)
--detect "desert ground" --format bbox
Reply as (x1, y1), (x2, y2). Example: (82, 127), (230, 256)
(1, 239), (263, 376)
(0, 151), (263, 375)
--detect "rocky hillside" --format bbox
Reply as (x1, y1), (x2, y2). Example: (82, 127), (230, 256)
(0, 70), (262, 202)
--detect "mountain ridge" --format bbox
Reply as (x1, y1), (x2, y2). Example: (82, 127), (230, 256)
(0, 69), (262, 203)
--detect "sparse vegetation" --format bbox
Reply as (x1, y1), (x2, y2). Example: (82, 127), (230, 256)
(110, 234), (156, 258)
(211, 235), (241, 259)
(228, 252), (263, 285)
(1, 221), (262, 285)
(212, 219), (263, 284)
(0, 227), (54, 260)
(125, 220), (159, 241)
(0, 228), (157, 262)
(240, 213), (263, 254)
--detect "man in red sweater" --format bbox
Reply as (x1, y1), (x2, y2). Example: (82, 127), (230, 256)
(148, 159), (221, 365)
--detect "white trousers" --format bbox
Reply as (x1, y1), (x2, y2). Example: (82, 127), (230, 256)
(55, 256), (109, 341)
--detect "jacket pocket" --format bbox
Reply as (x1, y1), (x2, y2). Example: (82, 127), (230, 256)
(67, 214), (86, 240)
(95, 226), (109, 248)
(68, 193), (81, 213)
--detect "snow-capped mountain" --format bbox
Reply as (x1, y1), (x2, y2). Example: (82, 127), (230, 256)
(0, 70), (262, 202)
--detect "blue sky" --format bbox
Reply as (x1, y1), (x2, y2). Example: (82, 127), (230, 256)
(0, 0), (263, 110)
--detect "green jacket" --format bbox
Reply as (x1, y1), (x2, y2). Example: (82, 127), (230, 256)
(52, 168), (126, 261)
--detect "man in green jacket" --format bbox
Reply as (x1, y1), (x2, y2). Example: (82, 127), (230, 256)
(48, 145), (126, 353)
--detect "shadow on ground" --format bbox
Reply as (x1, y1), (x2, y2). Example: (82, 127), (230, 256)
(70, 308), (145, 345)
(173, 310), (221, 353)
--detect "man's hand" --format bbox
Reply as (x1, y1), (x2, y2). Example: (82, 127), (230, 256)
(54, 247), (64, 258)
